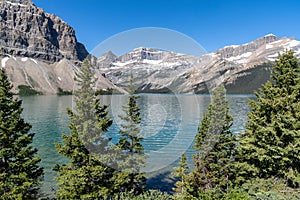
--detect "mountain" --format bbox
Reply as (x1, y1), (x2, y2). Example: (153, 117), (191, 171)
(0, 0), (124, 94)
(1, 1), (299, 94)
(0, 0), (88, 63)
(97, 51), (117, 68)
(97, 47), (195, 93)
(97, 34), (300, 94)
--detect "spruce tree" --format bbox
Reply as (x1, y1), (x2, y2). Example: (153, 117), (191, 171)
(236, 50), (300, 187)
(189, 85), (237, 195)
(0, 69), (43, 199)
(172, 154), (189, 195)
(54, 60), (115, 199)
(116, 74), (147, 194)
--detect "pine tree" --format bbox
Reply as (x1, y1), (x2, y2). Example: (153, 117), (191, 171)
(54, 60), (115, 199)
(189, 85), (237, 195)
(0, 69), (43, 199)
(116, 74), (147, 194)
(235, 50), (300, 187)
(172, 154), (189, 195)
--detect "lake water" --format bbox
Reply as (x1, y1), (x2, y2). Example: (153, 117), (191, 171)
(20, 94), (254, 197)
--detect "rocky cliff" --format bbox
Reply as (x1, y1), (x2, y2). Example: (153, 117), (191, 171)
(0, 0), (89, 63)
(0, 0), (125, 94)
(215, 34), (278, 58)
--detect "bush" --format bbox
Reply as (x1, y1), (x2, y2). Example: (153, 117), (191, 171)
(96, 88), (121, 95)
(111, 190), (172, 200)
(57, 87), (72, 95)
(18, 85), (42, 95)
(241, 178), (300, 200)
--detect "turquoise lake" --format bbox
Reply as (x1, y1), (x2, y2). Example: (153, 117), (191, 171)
(20, 94), (254, 197)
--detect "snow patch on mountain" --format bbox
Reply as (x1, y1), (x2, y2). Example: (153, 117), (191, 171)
(142, 59), (162, 65)
(21, 57), (28, 62)
(112, 60), (135, 67)
(5, 1), (28, 7)
(266, 44), (273, 49)
(223, 45), (239, 49)
(226, 52), (252, 64)
(1, 57), (10, 67)
(267, 53), (280, 62)
(283, 40), (300, 48)
(30, 58), (38, 64)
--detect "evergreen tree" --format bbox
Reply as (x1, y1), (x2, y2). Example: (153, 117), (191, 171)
(116, 74), (147, 194)
(189, 85), (237, 195)
(0, 69), (43, 199)
(172, 154), (189, 195)
(235, 50), (300, 187)
(54, 60), (115, 199)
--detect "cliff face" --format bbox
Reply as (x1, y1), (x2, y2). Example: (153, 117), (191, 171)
(0, 0), (89, 63)
(116, 47), (175, 62)
(215, 34), (278, 58)
(0, 0), (126, 94)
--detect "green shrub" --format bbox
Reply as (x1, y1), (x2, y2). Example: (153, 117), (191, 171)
(111, 190), (172, 200)
(57, 87), (72, 95)
(242, 178), (300, 200)
(96, 88), (121, 95)
(18, 85), (42, 95)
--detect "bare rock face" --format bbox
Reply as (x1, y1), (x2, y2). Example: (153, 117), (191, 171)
(179, 35), (300, 94)
(0, 0), (89, 63)
(0, 0), (125, 94)
(215, 34), (278, 58)
(97, 51), (117, 68)
(0, 56), (126, 94)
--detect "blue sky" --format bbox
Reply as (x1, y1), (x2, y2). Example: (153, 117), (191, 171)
(33, 0), (300, 56)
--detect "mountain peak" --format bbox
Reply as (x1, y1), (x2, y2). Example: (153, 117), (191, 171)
(132, 47), (174, 53)
(101, 50), (116, 57)
(263, 33), (277, 38)
(131, 47), (164, 53)
(256, 33), (278, 42)
(215, 34), (279, 58)
(98, 51), (117, 61)
(116, 47), (181, 63)
(97, 51), (117, 68)
(3, 0), (33, 6)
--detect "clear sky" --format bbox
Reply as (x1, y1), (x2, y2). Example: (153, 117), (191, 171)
(32, 0), (300, 56)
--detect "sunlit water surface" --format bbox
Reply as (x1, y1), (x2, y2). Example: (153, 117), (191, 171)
(20, 94), (254, 197)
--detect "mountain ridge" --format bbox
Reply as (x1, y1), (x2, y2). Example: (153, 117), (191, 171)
(96, 34), (300, 94)
(1, 0), (299, 94)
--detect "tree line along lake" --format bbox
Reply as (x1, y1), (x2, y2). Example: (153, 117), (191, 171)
(20, 94), (254, 198)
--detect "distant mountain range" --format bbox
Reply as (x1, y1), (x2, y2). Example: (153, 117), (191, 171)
(1, 0), (300, 94)
(96, 34), (300, 93)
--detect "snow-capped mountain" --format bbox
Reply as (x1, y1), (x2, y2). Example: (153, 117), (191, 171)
(97, 47), (196, 93)
(215, 34), (300, 64)
(97, 34), (300, 94)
